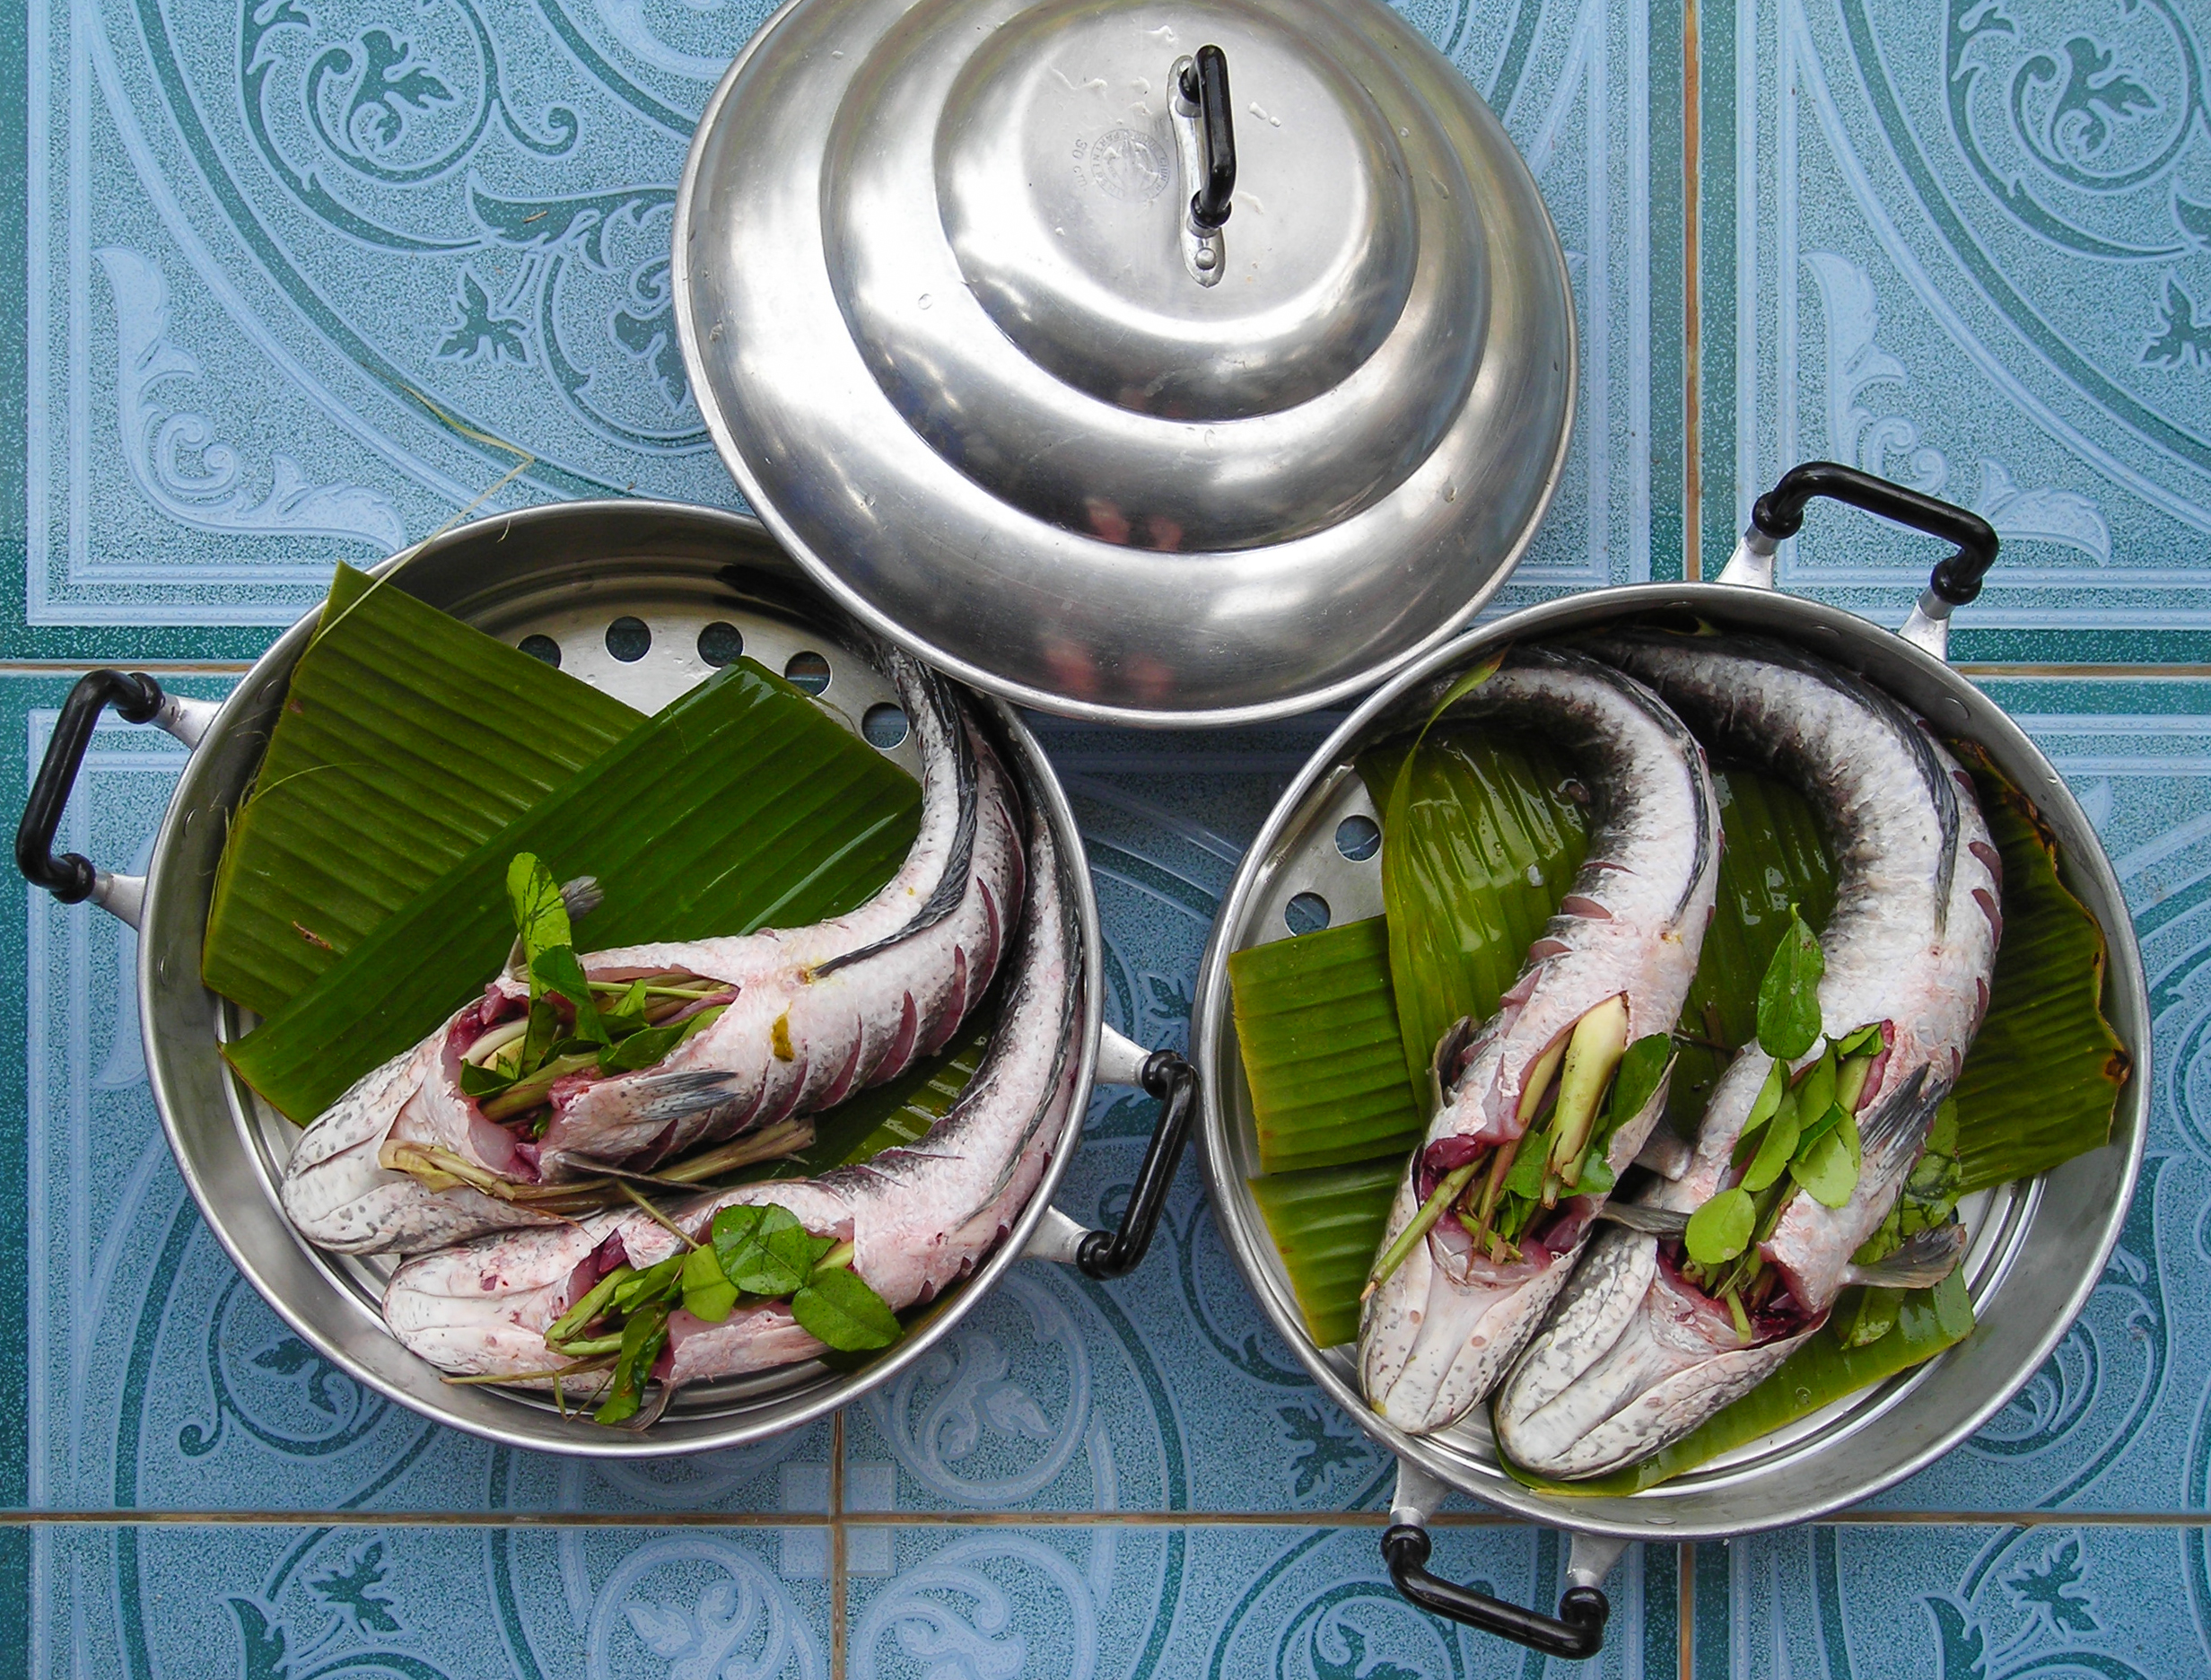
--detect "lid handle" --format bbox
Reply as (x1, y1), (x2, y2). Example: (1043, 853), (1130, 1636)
(1180, 46), (1237, 231)
(1170, 48), (1236, 285)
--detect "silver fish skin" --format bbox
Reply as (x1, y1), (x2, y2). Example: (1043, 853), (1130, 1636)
(1493, 635), (1998, 1479)
(279, 651), (1004, 1256)
(381, 798), (1078, 1395)
(1359, 647), (1723, 1437)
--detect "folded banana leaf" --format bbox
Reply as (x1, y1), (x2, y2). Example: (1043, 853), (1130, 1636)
(1250, 1157), (1403, 1349)
(1501, 1269), (1975, 1497)
(1948, 742), (2130, 1194)
(1359, 732), (1588, 1096)
(227, 658), (921, 1123)
(1228, 916), (1423, 1175)
(205, 565), (644, 1017)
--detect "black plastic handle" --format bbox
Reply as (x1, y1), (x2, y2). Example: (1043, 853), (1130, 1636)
(1179, 45), (1237, 231)
(1750, 460), (2000, 607)
(18, 669), (164, 904)
(1076, 1048), (1197, 1279)
(1383, 1525), (1608, 1659)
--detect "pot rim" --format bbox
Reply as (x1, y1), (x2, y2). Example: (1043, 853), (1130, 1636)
(133, 497), (1110, 1457)
(1191, 579), (2152, 1539)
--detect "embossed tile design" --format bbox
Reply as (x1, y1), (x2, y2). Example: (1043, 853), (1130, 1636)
(1700, 0), (2211, 658)
(22, 1522), (835, 1678)
(846, 1524), (1681, 1679)
(5, 0), (1678, 650)
(1692, 1524), (2211, 1677)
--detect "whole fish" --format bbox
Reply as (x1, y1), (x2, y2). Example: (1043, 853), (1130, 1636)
(381, 792), (1078, 1402)
(1493, 634), (2000, 1479)
(279, 651), (1019, 1255)
(1359, 647), (1723, 1436)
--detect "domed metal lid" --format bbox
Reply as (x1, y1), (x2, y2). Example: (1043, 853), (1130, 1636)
(675, 0), (1575, 724)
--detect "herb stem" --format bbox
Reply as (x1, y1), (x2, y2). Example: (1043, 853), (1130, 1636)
(1363, 1159), (1483, 1302)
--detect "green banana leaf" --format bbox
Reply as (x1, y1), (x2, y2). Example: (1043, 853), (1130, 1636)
(1250, 1157), (1403, 1349)
(227, 658), (921, 1123)
(758, 1002), (1000, 1181)
(1228, 916), (1424, 1174)
(1501, 1269), (1975, 1496)
(1948, 742), (2130, 1194)
(205, 564), (643, 1017)
(1359, 733), (1588, 1096)
(1665, 770), (1837, 1135)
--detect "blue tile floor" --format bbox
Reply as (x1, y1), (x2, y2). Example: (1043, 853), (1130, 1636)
(9, 0), (2211, 1674)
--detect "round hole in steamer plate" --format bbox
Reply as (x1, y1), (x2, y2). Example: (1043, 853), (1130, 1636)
(784, 651), (832, 695)
(518, 634), (562, 668)
(1284, 891), (1332, 935)
(605, 616), (652, 662)
(862, 703), (910, 749)
(1335, 814), (1381, 862)
(696, 621), (745, 667)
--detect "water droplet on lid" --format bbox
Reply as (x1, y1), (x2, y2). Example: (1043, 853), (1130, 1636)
(1443, 483), (1457, 502)
(918, 293), (932, 309)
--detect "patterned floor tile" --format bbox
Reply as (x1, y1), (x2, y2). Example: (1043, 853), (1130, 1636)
(1, 0), (1676, 658)
(1692, 1524), (2211, 1678)
(847, 1522), (1681, 1679)
(17, 1520), (833, 1678)
(1700, 0), (2211, 660)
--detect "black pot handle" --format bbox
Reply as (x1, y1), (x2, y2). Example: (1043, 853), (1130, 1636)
(18, 669), (165, 905)
(1076, 1048), (1196, 1279)
(1383, 1524), (1608, 1659)
(1750, 459), (2000, 607)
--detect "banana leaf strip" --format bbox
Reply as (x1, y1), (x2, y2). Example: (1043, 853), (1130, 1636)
(1229, 916), (1424, 1175)
(205, 564), (642, 1017)
(1947, 741), (2129, 1194)
(227, 659), (921, 1123)
(1250, 1157), (1403, 1349)
(1502, 1270), (1974, 1496)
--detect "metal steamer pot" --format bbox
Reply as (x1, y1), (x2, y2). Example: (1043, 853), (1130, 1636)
(14, 500), (1197, 1457)
(1192, 464), (2151, 1658)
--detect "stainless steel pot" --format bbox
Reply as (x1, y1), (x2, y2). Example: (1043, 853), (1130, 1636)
(14, 500), (1196, 1457)
(1191, 464), (2151, 1658)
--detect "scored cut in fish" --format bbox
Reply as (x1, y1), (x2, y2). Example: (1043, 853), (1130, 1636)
(1359, 646), (1724, 1436)
(1493, 633), (2000, 1479)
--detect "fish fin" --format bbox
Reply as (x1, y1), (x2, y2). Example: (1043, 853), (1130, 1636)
(1842, 1221), (1967, 1291)
(1429, 1017), (1477, 1113)
(1857, 1065), (1938, 1174)
(1630, 1119), (1695, 1179)
(1593, 1201), (1691, 1238)
(626, 1070), (742, 1124)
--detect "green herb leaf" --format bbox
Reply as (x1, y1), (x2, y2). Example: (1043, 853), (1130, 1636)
(457, 1061), (515, 1098)
(610, 1254), (684, 1315)
(530, 946), (607, 1045)
(1756, 906), (1825, 1062)
(1834, 1022), (1884, 1057)
(1574, 1155), (1616, 1197)
(791, 1265), (903, 1352)
(598, 1006), (726, 1076)
(1741, 1098), (1803, 1194)
(1684, 1187), (1755, 1265)
(1797, 1042), (1838, 1121)
(546, 1265), (630, 1347)
(521, 997), (561, 1076)
(1502, 1141), (1551, 1202)
(1792, 1127), (1859, 1208)
(594, 1298), (670, 1425)
(711, 1204), (834, 1297)
(506, 853), (572, 968)
(1606, 1035), (1674, 1133)
(680, 1243), (739, 1324)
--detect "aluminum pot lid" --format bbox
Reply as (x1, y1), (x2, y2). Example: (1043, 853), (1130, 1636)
(675, 0), (1576, 724)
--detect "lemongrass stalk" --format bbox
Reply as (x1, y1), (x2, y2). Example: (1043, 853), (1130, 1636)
(1516, 1038), (1569, 1123)
(479, 1050), (601, 1120)
(655, 1119), (817, 1185)
(815, 1240), (856, 1273)
(1545, 995), (1630, 1174)
(463, 1017), (530, 1066)
(1362, 1159), (1483, 1302)
(444, 1353), (616, 1387)
(1835, 1052), (1875, 1117)
(546, 1265), (633, 1344)
(617, 1180), (698, 1249)
(1473, 1134), (1522, 1231)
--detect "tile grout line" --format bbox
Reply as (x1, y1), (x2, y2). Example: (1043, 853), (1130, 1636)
(5, 1508), (2211, 1527)
(1682, 0), (1701, 583)
(830, 1410), (848, 1680)
(1679, 1541), (1694, 1678)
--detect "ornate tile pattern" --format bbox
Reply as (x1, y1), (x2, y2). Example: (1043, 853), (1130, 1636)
(10, 0), (2211, 1675)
